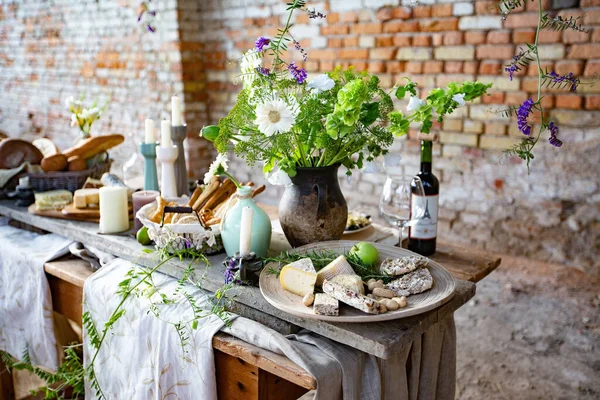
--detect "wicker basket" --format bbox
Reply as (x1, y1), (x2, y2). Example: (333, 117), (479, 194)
(28, 158), (112, 193)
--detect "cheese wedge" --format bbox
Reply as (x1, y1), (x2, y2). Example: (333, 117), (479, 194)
(73, 188), (100, 209)
(34, 190), (73, 211)
(286, 258), (316, 273)
(330, 274), (364, 295)
(279, 265), (317, 297)
(316, 255), (355, 286)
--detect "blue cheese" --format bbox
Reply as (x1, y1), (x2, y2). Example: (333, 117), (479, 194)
(330, 274), (364, 295)
(286, 258), (316, 273)
(313, 293), (339, 316)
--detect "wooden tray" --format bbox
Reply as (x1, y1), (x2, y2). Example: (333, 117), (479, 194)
(259, 241), (456, 323)
(62, 203), (132, 219)
(28, 203), (99, 222)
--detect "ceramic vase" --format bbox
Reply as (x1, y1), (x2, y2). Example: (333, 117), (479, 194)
(279, 164), (348, 247)
(221, 186), (272, 258)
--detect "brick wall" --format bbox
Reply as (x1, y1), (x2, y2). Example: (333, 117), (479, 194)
(1, 0), (599, 273)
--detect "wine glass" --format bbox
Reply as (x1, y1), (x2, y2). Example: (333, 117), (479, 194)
(379, 175), (425, 247)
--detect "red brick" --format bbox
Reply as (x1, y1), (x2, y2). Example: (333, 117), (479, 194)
(538, 30), (562, 44)
(487, 31), (511, 44)
(414, 6), (432, 18)
(420, 18), (459, 32)
(526, 0), (551, 10)
(540, 96), (554, 109)
(555, 60), (584, 77)
(504, 13), (540, 29)
(584, 60), (600, 76)
(555, 95), (583, 109)
(310, 49), (337, 61)
(328, 38), (343, 47)
(506, 92), (529, 105)
(368, 62), (386, 73)
(512, 29), (536, 44)
(563, 30), (591, 44)
(370, 48), (396, 60)
(592, 28), (600, 43)
(475, 1), (500, 14)
(375, 7), (393, 21)
(320, 61), (334, 71)
(568, 44), (600, 60)
(585, 96), (600, 110)
(343, 36), (358, 47)
(465, 31), (487, 45)
(339, 49), (369, 59)
(476, 45), (514, 60)
(387, 61), (404, 74)
(479, 61), (502, 75)
(464, 61), (479, 74)
(444, 61), (463, 74)
(432, 33), (444, 46)
(393, 36), (411, 46)
(341, 12), (358, 23)
(582, 0), (600, 5)
(327, 12), (340, 24)
(321, 25), (349, 35)
(295, 13), (309, 24)
(584, 9), (600, 25)
(526, 62), (553, 76)
(392, 7), (412, 19)
(482, 92), (505, 104)
(423, 61), (443, 74)
(432, 4), (453, 17)
(521, 77), (539, 92)
(375, 36), (394, 47)
(305, 60), (319, 72)
(383, 20), (419, 33)
(406, 61), (423, 74)
(351, 23), (382, 35)
(443, 31), (464, 45)
(413, 35), (431, 46)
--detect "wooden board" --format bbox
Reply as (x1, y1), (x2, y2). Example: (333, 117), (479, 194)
(259, 240), (456, 323)
(62, 203), (133, 219)
(28, 204), (99, 222)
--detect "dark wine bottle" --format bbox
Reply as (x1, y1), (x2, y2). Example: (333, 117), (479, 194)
(408, 140), (439, 256)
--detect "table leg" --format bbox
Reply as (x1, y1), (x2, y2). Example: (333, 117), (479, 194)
(0, 356), (16, 400)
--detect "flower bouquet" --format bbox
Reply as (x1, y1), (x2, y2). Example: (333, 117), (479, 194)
(65, 94), (107, 140)
(201, 0), (491, 245)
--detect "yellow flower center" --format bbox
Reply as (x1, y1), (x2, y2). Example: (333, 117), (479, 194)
(268, 110), (281, 123)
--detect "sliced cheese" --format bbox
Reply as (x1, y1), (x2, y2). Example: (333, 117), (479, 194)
(34, 190), (73, 211)
(73, 188), (100, 209)
(330, 274), (364, 295)
(316, 255), (355, 286)
(279, 265), (317, 297)
(286, 258), (316, 273)
(313, 293), (339, 316)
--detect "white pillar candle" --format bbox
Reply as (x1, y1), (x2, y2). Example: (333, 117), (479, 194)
(144, 118), (155, 144)
(171, 96), (182, 126)
(239, 206), (254, 257)
(161, 119), (172, 148)
(99, 186), (129, 233)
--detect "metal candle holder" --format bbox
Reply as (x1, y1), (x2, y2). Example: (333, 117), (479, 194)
(170, 125), (188, 196)
(140, 142), (159, 191)
(223, 252), (263, 286)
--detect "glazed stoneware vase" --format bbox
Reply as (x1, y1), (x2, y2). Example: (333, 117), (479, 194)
(221, 186), (272, 258)
(279, 164), (348, 247)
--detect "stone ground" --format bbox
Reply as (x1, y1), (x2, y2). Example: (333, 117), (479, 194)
(455, 255), (600, 400)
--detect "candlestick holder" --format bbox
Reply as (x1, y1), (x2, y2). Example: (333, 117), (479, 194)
(170, 125), (188, 196)
(140, 142), (159, 192)
(223, 252), (263, 286)
(156, 145), (178, 199)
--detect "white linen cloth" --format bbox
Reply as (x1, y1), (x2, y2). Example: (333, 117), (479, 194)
(84, 257), (456, 400)
(0, 218), (73, 370)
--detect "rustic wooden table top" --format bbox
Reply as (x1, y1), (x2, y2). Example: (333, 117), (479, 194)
(0, 200), (499, 359)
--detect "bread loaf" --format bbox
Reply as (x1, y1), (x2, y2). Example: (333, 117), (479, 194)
(62, 134), (124, 160)
(0, 139), (44, 169)
(41, 154), (68, 172)
(67, 156), (87, 171)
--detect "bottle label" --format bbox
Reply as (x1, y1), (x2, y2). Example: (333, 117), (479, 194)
(410, 194), (439, 240)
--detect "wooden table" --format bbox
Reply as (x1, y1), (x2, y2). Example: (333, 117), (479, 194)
(0, 200), (501, 399)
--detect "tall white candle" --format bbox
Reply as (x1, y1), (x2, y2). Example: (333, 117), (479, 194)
(99, 186), (129, 233)
(161, 119), (172, 148)
(171, 96), (182, 126)
(144, 119), (155, 144)
(239, 206), (254, 257)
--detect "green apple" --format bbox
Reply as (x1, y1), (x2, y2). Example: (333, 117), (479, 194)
(136, 226), (152, 245)
(349, 242), (379, 266)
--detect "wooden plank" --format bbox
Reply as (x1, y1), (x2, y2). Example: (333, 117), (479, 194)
(0, 357), (16, 400)
(258, 369), (309, 400)
(215, 350), (260, 399)
(46, 274), (84, 324)
(213, 334), (316, 390)
(429, 241), (501, 283)
(44, 258), (95, 288)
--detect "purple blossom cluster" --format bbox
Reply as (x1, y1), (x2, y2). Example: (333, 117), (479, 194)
(306, 8), (327, 19)
(287, 62), (307, 84)
(293, 40), (308, 61)
(504, 49), (529, 81)
(223, 258), (239, 284)
(254, 36), (271, 52)
(256, 67), (271, 76)
(137, 1), (157, 33)
(548, 121), (563, 147)
(547, 71), (579, 92)
(517, 98), (535, 136)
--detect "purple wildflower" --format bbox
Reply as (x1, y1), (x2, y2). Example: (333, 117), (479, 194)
(505, 64), (518, 81)
(306, 8), (326, 19)
(256, 67), (271, 76)
(223, 258), (237, 284)
(548, 121), (563, 147)
(288, 62), (307, 84)
(254, 36), (271, 52)
(517, 98), (535, 136)
(547, 70), (579, 92)
(293, 40), (308, 61)
(147, 25), (155, 33)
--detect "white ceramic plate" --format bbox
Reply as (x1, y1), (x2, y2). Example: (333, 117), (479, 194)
(259, 241), (456, 323)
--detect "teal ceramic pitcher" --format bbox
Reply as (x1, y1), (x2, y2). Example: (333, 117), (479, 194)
(221, 186), (272, 258)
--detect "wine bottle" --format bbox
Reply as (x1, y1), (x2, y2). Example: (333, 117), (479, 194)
(408, 140), (439, 256)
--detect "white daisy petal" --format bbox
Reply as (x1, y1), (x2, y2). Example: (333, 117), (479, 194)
(203, 153), (229, 183)
(254, 99), (296, 136)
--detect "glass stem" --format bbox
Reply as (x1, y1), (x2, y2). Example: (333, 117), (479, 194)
(397, 222), (405, 248)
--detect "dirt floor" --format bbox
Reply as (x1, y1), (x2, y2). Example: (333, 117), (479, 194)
(455, 255), (600, 400)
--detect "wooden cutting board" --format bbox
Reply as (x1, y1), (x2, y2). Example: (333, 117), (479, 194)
(28, 204), (100, 222)
(61, 203), (133, 219)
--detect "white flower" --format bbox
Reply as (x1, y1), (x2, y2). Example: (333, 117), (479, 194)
(452, 93), (466, 107)
(203, 153), (229, 183)
(239, 49), (262, 87)
(255, 99), (296, 137)
(307, 74), (335, 93)
(81, 107), (100, 120)
(406, 96), (426, 112)
(65, 96), (75, 109)
(70, 114), (78, 127)
(265, 167), (292, 186)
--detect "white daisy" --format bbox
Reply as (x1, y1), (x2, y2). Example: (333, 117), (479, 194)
(265, 167), (292, 186)
(255, 100), (296, 137)
(307, 74), (335, 93)
(240, 49), (262, 88)
(452, 93), (466, 107)
(407, 96), (426, 112)
(203, 153), (229, 183)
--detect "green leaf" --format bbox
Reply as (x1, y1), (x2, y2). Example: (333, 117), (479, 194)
(360, 102), (380, 126)
(395, 86), (406, 99)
